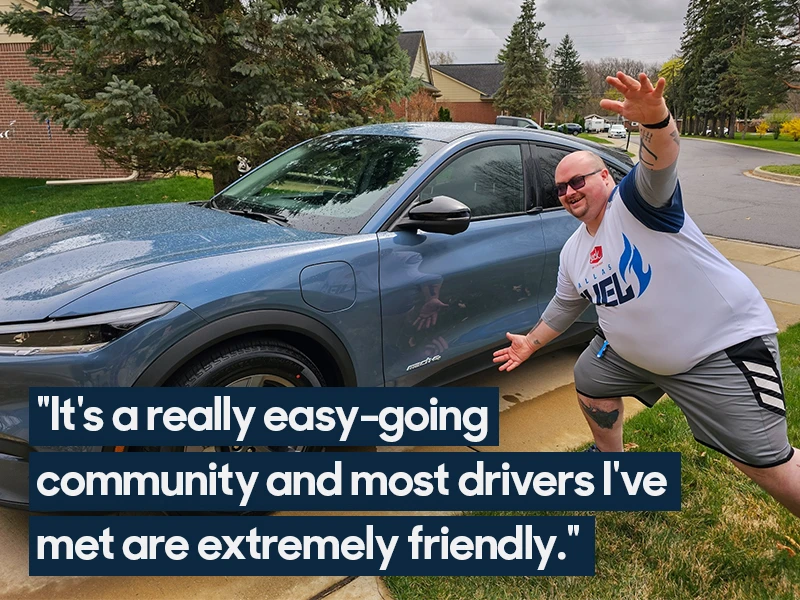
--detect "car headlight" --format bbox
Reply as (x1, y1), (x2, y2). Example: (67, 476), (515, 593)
(0, 302), (178, 356)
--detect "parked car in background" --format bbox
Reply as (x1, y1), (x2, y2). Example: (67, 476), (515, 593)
(705, 127), (729, 136)
(557, 123), (583, 135)
(608, 124), (627, 139)
(496, 116), (542, 129)
(544, 122), (557, 130)
(0, 122), (636, 509)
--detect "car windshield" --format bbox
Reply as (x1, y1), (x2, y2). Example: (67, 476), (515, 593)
(215, 135), (441, 234)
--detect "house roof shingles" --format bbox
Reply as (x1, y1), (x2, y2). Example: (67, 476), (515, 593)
(68, 1), (90, 19)
(432, 63), (505, 98)
(397, 31), (423, 74)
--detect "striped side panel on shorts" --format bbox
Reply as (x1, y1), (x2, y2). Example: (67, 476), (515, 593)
(725, 338), (786, 417)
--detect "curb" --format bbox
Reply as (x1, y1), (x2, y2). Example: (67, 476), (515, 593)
(753, 166), (800, 185)
(705, 235), (800, 255)
(745, 169), (800, 187)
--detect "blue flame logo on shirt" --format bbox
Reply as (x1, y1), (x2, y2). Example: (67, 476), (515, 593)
(619, 233), (652, 296)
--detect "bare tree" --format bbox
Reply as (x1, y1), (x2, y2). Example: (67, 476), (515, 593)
(429, 50), (456, 65)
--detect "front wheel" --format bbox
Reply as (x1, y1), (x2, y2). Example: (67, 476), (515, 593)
(159, 338), (327, 453)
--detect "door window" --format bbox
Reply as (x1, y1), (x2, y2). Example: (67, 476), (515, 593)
(418, 145), (524, 218)
(534, 146), (572, 210)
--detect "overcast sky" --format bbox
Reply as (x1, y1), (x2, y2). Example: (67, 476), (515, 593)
(397, 0), (689, 65)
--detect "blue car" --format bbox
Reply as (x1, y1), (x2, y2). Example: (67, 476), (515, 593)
(0, 123), (632, 508)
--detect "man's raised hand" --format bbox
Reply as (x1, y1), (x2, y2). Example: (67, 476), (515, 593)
(599, 72), (668, 125)
(493, 332), (536, 372)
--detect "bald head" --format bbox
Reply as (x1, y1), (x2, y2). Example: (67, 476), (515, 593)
(556, 150), (606, 179)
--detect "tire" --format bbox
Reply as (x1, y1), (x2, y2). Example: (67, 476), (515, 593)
(148, 338), (327, 454)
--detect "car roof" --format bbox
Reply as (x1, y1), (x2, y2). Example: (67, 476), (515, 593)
(330, 122), (633, 166)
(333, 122), (513, 143)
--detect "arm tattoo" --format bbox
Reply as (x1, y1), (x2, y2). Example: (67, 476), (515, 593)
(579, 397), (620, 429)
(670, 131), (680, 146)
(642, 131), (653, 144)
(528, 319), (543, 346)
(639, 141), (657, 167)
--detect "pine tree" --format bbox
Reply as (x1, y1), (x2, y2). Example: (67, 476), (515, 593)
(674, 0), (785, 136)
(551, 35), (587, 120)
(0, 0), (417, 192)
(495, 0), (551, 118)
(763, 0), (799, 89)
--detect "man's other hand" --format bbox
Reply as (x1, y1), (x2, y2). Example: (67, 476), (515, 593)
(493, 332), (536, 372)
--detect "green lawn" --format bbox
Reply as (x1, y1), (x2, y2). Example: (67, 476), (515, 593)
(761, 164), (800, 177)
(385, 324), (800, 600)
(0, 176), (214, 236)
(578, 133), (613, 145)
(684, 133), (800, 155)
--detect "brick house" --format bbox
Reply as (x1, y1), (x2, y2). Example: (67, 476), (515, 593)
(0, 1), (130, 179)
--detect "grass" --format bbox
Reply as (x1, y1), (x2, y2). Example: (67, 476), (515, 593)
(0, 176), (214, 236)
(684, 133), (800, 156)
(761, 165), (800, 177)
(385, 324), (800, 600)
(578, 133), (613, 145)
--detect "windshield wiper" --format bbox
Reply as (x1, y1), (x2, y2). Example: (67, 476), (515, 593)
(206, 197), (289, 227)
(224, 208), (289, 227)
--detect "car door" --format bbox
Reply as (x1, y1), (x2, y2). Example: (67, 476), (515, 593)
(377, 142), (547, 385)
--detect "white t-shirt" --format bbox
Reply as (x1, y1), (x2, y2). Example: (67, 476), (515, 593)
(556, 167), (777, 375)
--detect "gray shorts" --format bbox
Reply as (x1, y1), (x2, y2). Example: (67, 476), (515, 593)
(574, 334), (793, 468)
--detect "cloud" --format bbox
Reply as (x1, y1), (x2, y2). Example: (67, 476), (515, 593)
(398, 0), (688, 64)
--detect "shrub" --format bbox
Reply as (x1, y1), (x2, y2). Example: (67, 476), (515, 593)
(769, 111), (792, 139)
(780, 118), (800, 141)
(755, 120), (769, 137)
(438, 106), (452, 122)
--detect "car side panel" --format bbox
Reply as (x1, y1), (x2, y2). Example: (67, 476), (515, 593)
(378, 214), (546, 385)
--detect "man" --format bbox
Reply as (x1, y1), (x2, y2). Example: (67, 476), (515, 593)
(493, 72), (800, 517)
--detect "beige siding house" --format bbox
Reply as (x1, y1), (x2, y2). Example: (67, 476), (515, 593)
(392, 31), (440, 121)
(0, 0), (37, 42)
(431, 63), (504, 124)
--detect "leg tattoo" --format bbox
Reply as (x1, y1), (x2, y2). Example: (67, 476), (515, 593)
(579, 397), (620, 430)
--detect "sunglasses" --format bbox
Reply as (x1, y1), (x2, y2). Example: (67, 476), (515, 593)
(556, 169), (603, 197)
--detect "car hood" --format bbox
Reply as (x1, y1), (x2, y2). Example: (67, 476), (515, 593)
(0, 203), (334, 323)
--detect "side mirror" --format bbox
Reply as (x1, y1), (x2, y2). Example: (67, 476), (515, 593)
(396, 195), (471, 235)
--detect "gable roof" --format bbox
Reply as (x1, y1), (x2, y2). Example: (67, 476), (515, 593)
(431, 63), (504, 98)
(397, 31), (424, 74)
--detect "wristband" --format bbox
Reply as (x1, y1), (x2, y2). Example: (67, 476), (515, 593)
(641, 113), (671, 129)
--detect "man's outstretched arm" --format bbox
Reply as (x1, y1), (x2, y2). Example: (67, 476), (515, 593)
(600, 72), (680, 207)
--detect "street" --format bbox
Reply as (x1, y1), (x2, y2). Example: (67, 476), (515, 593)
(659, 138), (798, 248)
